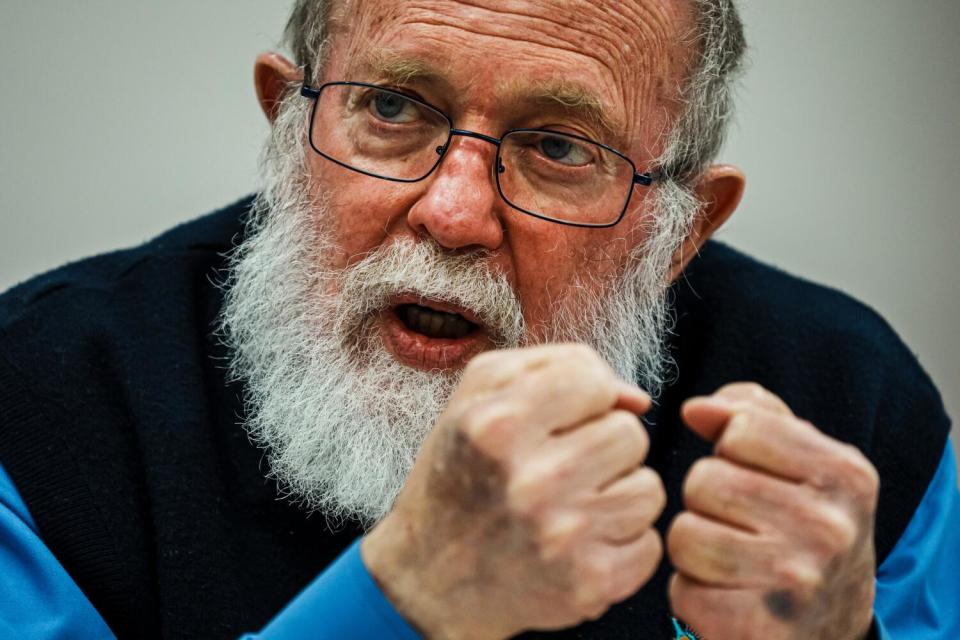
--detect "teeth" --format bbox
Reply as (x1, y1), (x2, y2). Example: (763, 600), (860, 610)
(399, 304), (477, 339)
(429, 313), (445, 336)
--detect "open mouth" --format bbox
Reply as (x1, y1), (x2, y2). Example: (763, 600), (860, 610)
(381, 297), (491, 370)
(395, 303), (479, 340)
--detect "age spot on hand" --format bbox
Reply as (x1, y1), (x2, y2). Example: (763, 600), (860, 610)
(763, 590), (798, 621)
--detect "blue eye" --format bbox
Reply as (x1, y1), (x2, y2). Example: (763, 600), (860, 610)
(369, 91), (418, 123)
(537, 134), (593, 166)
(375, 93), (403, 118)
(541, 136), (572, 160)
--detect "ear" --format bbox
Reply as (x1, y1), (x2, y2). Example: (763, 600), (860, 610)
(254, 52), (303, 123)
(667, 165), (745, 281)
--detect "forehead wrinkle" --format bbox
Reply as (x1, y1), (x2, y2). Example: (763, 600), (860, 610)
(497, 77), (623, 145)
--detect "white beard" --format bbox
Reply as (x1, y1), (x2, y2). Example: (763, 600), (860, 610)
(219, 95), (700, 526)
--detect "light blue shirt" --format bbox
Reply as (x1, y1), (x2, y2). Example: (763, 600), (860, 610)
(1, 444), (958, 638)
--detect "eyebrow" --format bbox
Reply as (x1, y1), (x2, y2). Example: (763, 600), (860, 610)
(351, 50), (625, 147)
(499, 78), (623, 146)
(353, 49), (450, 86)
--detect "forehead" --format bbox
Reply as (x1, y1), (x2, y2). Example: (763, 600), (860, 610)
(327, 0), (691, 151)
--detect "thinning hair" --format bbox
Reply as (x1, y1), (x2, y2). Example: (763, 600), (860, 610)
(282, 0), (746, 186)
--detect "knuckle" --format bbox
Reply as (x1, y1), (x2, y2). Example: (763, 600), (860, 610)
(536, 511), (589, 559)
(742, 382), (770, 402)
(608, 410), (648, 456)
(682, 457), (724, 507)
(569, 565), (608, 617)
(463, 349), (500, 376)
(567, 344), (616, 385)
(591, 556), (618, 595)
(772, 557), (823, 596)
(642, 529), (665, 568)
(805, 505), (858, 556)
(642, 468), (668, 517)
(508, 460), (572, 514)
(716, 412), (754, 456)
(456, 405), (487, 440)
(580, 557), (620, 608)
(666, 511), (698, 558)
(541, 453), (578, 487)
(651, 527), (666, 557)
(505, 473), (544, 515)
(456, 405), (515, 455)
(719, 381), (767, 403)
(838, 446), (880, 498)
(576, 593), (608, 621)
(715, 413), (753, 458)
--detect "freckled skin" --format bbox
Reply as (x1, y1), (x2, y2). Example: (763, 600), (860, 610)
(307, 0), (693, 342)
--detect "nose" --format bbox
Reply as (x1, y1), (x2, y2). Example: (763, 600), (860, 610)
(406, 137), (504, 251)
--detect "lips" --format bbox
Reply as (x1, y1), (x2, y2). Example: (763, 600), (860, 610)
(379, 296), (492, 370)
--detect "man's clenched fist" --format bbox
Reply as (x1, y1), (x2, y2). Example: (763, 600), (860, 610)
(668, 383), (880, 640)
(362, 345), (665, 639)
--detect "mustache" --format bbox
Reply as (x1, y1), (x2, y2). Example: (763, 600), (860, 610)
(333, 237), (525, 348)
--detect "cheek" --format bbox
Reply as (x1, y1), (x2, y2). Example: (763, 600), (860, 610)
(508, 222), (639, 326)
(306, 157), (418, 269)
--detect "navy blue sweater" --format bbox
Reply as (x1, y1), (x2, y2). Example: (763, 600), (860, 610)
(0, 197), (950, 638)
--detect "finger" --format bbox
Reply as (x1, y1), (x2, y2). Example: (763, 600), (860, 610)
(456, 344), (562, 395)
(613, 379), (652, 415)
(681, 382), (792, 442)
(586, 467), (666, 542)
(502, 345), (632, 436)
(714, 382), (793, 414)
(682, 396), (840, 483)
(457, 342), (641, 405)
(712, 407), (855, 485)
(511, 410), (650, 505)
(579, 530), (664, 609)
(683, 456), (806, 533)
(453, 344), (630, 455)
(667, 511), (774, 588)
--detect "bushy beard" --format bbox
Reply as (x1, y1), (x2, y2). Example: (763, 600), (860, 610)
(219, 94), (700, 526)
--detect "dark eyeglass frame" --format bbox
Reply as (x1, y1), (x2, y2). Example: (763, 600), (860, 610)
(300, 81), (662, 228)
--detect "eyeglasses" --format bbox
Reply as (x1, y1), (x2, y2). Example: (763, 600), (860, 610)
(299, 81), (661, 228)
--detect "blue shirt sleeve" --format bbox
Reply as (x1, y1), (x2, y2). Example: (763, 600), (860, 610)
(0, 462), (419, 640)
(874, 442), (960, 638)
(242, 539), (421, 639)
(0, 464), (116, 639)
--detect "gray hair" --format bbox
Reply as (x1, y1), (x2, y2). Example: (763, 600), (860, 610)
(282, 0), (745, 185)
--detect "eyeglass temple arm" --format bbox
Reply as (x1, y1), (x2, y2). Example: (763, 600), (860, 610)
(634, 170), (663, 187)
(300, 85), (321, 99)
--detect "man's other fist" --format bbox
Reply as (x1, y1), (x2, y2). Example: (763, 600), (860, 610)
(668, 383), (880, 640)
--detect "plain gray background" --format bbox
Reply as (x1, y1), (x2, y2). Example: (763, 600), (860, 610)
(1, 1), (957, 461)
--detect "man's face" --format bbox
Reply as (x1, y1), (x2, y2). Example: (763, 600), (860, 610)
(223, 0), (701, 523)
(307, 0), (689, 370)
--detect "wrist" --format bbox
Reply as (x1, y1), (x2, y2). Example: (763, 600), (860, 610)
(362, 515), (491, 640)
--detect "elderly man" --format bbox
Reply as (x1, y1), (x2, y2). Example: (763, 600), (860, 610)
(0, 0), (956, 638)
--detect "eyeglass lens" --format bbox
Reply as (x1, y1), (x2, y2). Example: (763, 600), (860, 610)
(309, 84), (635, 226)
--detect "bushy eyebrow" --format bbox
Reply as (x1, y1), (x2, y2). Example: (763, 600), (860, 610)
(499, 78), (622, 145)
(351, 49), (624, 147)
(354, 48), (450, 85)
